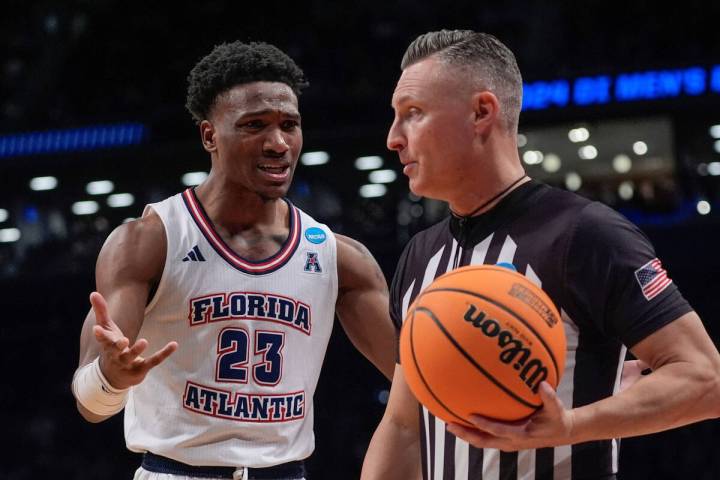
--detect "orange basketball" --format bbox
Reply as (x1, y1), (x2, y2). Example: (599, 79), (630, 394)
(399, 265), (566, 426)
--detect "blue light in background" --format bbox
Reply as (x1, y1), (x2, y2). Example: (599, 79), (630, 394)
(292, 180), (311, 197)
(522, 80), (570, 110)
(684, 67), (707, 95)
(0, 123), (147, 158)
(23, 206), (40, 223)
(615, 67), (706, 102)
(573, 75), (612, 106)
(711, 65), (720, 93)
(522, 64), (718, 111)
(620, 200), (701, 227)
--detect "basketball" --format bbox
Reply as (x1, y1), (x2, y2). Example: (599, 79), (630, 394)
(399, 265), (566, 426)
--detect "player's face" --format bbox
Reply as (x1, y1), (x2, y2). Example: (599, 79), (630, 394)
(388, 57), (478, 201)
(205, 82), (302, 200)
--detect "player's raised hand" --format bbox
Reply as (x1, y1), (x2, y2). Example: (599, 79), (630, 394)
(90, 291), (178, 390)
(447, 382), (575, 451)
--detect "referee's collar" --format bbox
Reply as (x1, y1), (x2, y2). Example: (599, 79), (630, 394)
(449, 179), (546, 246)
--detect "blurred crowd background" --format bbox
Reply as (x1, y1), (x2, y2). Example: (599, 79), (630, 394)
(2, 1), (719, 478)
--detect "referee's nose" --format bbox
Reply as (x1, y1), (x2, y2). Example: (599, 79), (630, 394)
(387, 116), (406, 153)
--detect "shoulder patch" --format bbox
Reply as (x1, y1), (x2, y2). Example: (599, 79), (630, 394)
(304, 227), (327, 244)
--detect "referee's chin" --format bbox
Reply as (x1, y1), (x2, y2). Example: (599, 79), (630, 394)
(407, 178), (427, 198)
(408, 182), (447, 204)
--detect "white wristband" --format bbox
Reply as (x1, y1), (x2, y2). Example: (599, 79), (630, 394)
(72, 357), (129, 416)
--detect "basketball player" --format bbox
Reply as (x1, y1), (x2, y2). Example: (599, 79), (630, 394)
(71, 41), (396, 480)
(361, 30), (720, 479)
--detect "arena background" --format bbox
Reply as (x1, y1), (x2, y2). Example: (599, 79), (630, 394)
(2, 1), (719, 478)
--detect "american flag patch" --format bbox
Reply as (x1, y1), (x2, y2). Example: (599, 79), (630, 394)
(634, 258), (672, 300)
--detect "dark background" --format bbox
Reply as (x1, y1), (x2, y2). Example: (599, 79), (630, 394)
(2, 1), (720, 478)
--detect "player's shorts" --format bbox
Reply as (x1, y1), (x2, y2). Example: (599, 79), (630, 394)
(134, 452), (306, 480)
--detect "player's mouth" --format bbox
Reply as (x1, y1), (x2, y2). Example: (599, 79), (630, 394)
(257, 163), (291, 181)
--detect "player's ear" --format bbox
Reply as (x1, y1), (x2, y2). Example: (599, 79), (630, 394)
(472, 91), (500, 136)
(200, 120), (217, 153)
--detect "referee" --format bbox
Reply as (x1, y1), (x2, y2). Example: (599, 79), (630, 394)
(361, 30), (720, 480)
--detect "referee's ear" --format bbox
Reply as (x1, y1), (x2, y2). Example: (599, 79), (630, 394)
(199, 119), (217, 153)
(472, 91), (500, 137)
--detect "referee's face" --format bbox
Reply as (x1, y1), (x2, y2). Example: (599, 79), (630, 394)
(388, 57), (479, 202)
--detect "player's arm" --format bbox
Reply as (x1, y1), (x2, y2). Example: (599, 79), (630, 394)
(335, 234), (396, 380)
(73, 210), (177, 423)
(361, 364), (423, 480)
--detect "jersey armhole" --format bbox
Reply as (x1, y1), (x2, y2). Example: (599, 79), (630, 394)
(328, 229), (340, 307)
(144, 205), (170, 315)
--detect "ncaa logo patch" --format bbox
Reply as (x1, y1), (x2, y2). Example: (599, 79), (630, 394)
(304, 252), (322, 273)
(304, 227), (326, 244)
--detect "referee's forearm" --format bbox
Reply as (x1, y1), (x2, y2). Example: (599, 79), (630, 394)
(570, 359), (720, 443)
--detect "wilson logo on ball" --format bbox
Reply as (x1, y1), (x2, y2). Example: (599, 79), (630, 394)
(463, 303), (549, 393)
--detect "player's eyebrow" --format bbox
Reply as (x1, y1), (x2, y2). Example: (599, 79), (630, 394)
(238, 109), (301, 119)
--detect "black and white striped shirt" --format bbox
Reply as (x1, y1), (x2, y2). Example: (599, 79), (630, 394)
(390, 180), (691, 480)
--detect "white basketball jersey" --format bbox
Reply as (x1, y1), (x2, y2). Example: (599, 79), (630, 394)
(124, 188), (338, 468)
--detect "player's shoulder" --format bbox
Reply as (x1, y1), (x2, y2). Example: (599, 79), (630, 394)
(97, 208), (167, 278)
(335, 234), (377, 269)
(110, 207), (165, 248)
(335, 233), (362, 249)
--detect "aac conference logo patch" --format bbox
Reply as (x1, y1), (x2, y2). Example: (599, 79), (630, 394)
(304, 227), (326, 244)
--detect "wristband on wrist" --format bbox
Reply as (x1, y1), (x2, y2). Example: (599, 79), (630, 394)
(71, 357), (129, 416)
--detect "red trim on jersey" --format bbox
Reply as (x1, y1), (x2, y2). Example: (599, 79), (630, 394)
(181, 188), (301, 274)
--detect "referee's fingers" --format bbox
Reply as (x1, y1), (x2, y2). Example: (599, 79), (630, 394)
(538, 381), (563, 416)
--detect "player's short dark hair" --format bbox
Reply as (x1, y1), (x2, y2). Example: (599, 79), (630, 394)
(401, 30), (523, 134)
(185, 41), (309, 123)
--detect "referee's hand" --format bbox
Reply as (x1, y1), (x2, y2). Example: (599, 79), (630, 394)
(90, 291), (178, 390)
(446, 382), (574, 451)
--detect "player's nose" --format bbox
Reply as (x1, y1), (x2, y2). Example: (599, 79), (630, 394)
(263, 127), (290, 155)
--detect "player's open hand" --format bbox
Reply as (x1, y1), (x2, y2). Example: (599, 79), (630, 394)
(90, 291), (178, 390)
(446, 382), (575, 451)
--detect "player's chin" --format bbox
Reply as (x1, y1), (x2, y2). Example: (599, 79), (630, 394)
(257, 183), (291, 201)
